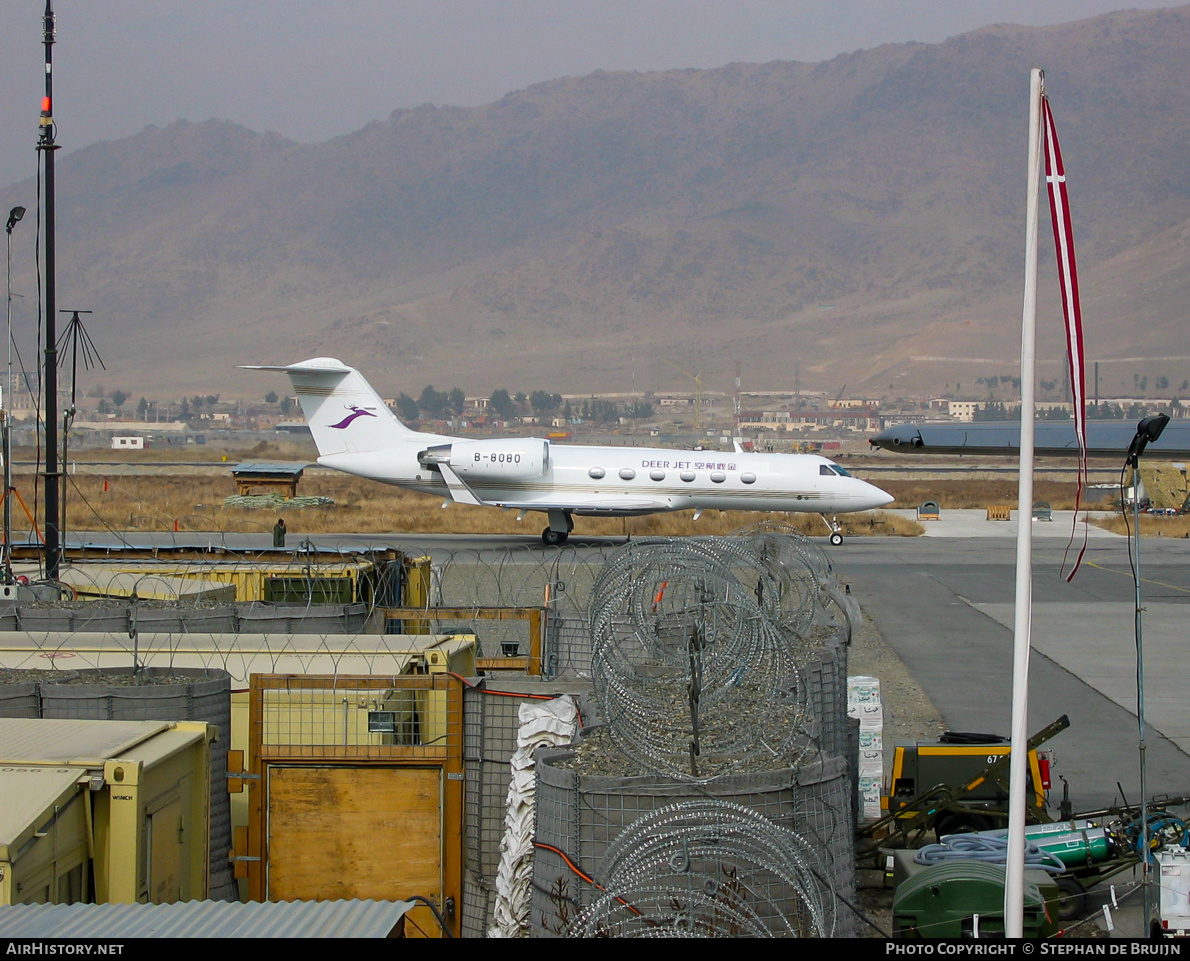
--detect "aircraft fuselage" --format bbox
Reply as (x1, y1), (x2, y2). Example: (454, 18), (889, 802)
(319, 438), (893, 516)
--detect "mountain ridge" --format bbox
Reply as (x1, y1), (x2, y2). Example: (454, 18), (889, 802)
(2, 5), (1188, 401)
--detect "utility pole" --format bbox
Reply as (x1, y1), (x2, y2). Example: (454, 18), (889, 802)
(38, 0), (61, 579)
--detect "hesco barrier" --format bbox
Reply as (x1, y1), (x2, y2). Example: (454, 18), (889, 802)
(0, 601), (365, 635)
(545, 608), (852, 760)
(531, 750), (857, 938)
(542, 611), (593, 679)
(460, 678), (596, 938)
(234, 602), (368, 634)
(130, 606), (237, 634)
(0, 668), (236, 902)
(805, 633), (851, 761)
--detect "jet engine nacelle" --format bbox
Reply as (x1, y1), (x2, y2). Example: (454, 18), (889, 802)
(423, 438), (549, 479)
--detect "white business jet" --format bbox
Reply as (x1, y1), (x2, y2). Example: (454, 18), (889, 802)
(244, 358), (894, 545)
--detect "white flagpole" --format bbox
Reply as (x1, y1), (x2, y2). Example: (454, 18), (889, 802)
(1004, 67), (1044, 938)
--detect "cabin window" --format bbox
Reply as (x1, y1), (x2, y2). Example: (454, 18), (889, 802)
(619, 468), (636, 480)
(680, 471), (695, 482)
(649, 469), (666, 481)
(710, 471), (726, 483)
(589, 467), (605, 479)
(741, 473), (757, 484)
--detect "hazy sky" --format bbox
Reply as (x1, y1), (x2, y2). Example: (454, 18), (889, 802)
(0, 1), (1177, 190)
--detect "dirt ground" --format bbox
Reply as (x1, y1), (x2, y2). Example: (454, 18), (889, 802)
(847, 607), (947, 937)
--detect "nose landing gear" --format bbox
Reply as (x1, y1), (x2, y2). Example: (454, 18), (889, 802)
(820, 514), (844, 546)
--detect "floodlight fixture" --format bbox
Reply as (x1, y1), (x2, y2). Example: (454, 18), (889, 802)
(1127, 413), (1169, 465)
(5, 207), (24, 235)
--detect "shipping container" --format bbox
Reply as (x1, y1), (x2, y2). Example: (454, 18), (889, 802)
(0, 717), (213, 906)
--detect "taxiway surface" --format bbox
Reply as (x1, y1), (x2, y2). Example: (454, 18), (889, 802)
(830, 531), (1190, 810)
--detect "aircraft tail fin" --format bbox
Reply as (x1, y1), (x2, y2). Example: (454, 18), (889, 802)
(241, 357), (416, 457)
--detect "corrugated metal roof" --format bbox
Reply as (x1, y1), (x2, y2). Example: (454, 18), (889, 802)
(0, 717), (170, 764)
(231, 461), (309, 475)
(0, 898), (413, 938)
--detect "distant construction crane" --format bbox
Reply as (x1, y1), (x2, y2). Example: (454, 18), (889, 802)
(830, 384), (847, 409)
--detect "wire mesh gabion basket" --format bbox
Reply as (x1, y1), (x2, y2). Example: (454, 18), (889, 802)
(588, 537), (820, 781)
(571, 800), (836, 938)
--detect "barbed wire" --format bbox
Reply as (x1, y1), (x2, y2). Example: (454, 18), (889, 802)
(571, 800), (836, 938)
(587, 534), (841, 780)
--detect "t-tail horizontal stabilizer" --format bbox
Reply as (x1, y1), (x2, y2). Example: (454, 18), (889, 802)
(240, 357), (418, 458)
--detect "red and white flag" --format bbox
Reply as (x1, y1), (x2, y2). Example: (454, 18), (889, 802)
(1041, 97), (1089, 581)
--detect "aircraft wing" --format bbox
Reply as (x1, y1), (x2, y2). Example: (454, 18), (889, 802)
(437, 462), (672, 515)
(511, 498), (675, 517)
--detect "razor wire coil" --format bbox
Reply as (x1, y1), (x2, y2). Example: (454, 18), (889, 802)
(587, 534), (836, 780)
(571, 800), (836, 938)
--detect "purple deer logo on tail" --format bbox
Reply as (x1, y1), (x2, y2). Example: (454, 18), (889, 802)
(328, 405), (378, 430)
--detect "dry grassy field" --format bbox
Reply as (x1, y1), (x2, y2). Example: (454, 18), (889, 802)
(1087, 513), (1190, 539)
(18, 466), (1180, 540)
(32, 471), (924, 539)
(876, 478), (1085, 511)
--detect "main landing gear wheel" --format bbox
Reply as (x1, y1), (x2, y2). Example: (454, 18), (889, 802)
(542, 527), (569, 546)
(829, 532), (844, 547)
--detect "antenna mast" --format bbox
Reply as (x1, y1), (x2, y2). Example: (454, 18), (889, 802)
(38, 0), (61, 579)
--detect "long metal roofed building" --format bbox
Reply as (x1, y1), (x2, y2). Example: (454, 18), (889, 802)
(869, 420), (1190, 457)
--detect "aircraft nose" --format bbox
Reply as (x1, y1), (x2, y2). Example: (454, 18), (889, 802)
(863, 482), (895, 509)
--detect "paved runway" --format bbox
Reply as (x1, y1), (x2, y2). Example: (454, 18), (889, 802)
(830, 530), (1190, 810)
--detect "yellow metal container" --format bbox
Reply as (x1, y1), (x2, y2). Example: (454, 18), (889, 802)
(393, 555), (433, 633)
(0, 718), (213, 906)
(89, 559), (380, 603)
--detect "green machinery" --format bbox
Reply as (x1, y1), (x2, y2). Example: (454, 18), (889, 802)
(892, 861), (1059, 938)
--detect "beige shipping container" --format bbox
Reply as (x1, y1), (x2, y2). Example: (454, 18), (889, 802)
(0, 717), (213, 906)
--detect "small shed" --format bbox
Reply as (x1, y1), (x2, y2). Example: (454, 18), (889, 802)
(231, 461), (308, 499)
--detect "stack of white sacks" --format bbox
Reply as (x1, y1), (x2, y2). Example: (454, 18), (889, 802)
(489, 696), (578, 938)
(847, 676), (884, 820)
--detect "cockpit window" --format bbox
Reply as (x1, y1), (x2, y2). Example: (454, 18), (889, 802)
(819, 465), (837, 476)
(828, 462), (853, 477)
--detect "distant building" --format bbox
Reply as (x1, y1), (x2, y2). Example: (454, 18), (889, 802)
(111, 436), (144, 450)
(948, 401), (983, 422)
(740, 409), (882, 432)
